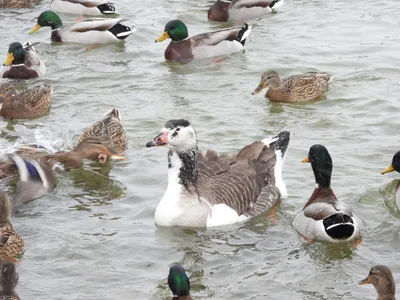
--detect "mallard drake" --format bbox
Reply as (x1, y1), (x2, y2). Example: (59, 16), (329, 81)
(359, 265), (396, 300)
(381, 151), (400, 209)
(168, 265), (192, 300)
(208, 0), (283, 22)
(0, 83), (52, 119)
(0, 0), (37, 8)
(0, 192), (23, 261)
(155, 20), (251, 62)
(78, 109), (127, 153)
(146, 119), (290, 227)
(0, 260), (19, 300)
(0, 136), (126, 180)
(50, 0), (117, 16)
(292, 145), (362, 242)
(29, 10), (133, 43)
(252, 70), (332, 102)
(0, 42), (46, 79)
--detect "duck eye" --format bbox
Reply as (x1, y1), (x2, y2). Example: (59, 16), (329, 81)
(176, 128), (180, 132)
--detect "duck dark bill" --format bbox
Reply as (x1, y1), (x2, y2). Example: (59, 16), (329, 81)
(155, 31), (169, 43)
(359, 277), (371, 285)
(29, 24), (41, 34)
(146, 131), (168, 147)
(302, 156), (310, 163)
(381, 164), (394, 174)
(3, 53), (14, 66)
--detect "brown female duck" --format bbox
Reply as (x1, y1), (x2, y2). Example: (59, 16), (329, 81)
(0, 83), (52, 119)
(78, 109), (127, 154)
(0, 260), (20, 300)
(252, 70), (332, 102)
(360, 265), (396, 300)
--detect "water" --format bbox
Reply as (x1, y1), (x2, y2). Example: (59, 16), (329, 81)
(1, 0), (400, 298)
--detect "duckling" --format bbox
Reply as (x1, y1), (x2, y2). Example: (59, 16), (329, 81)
(0, 192), (23, 261)
(0, 42), (46, 79)
(0, 260), (19, 300)
(252, 70), (332, 102)
(0, 83), (52, 119)
(168, 265), (192, 300)
(0, 0), (37, 8)
(50, 0), (117, 16)
(78, 109), (127, 153)
(360, 265), (396, 300)
(30, 10), (133, 43)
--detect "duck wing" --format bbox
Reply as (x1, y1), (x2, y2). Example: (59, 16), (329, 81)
(58, 0), (110, 7)
(230, 0), (274, 8)
(192, 25), (247, 46)
(69, 18), (125, 33)
(198, 131), (290, 216)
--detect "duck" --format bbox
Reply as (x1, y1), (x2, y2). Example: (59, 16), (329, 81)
(381, 151), (400, 209)
(0, 42), (46, 79)
(155, 20), (252, 63)
(292, 144), (362, 242)
(252, 70), (332, 102)
(146, 119), (290, 227)
(208, 0), (283, 22)
(29, 10), (134, 44)
(359, 265), (396, 300)
(167, 265), (192, 300)
(77, 109), (127, 154)
(0, 136), (126, 180)
(0, 83), (52, 119)
(0, 260), (19, 300)
(0, 191), (24, 261)
(0, 0), (37, 8)
(50, 0), (117, 16)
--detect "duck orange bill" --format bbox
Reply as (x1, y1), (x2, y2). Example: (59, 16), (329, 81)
(146, 132), (168, 147)
(29, 24), (41, 34)
(359, 277), (371, 285)
(155, 31), (169, 43)
(381, 164), (394, 174)
(251, 82), (267, 95)
(3, 53), (14, 66)
(302, 156), (310, 163)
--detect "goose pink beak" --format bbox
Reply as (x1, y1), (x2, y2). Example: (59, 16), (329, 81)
(146, 131), (168, 147)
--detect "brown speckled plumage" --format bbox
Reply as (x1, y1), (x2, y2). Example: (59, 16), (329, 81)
(78, 109), (127, 153)
(0, 0), (37, 8)
(0, 260), (20, 300)
(0, 83), (52, 119)
(253, 70), (332, 102)
(0, 193), (23, 261)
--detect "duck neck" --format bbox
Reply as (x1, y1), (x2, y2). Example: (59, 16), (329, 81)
(53, 151), (82, 168)
(168, 146), (198, 194)
(377, 283), (396, 300)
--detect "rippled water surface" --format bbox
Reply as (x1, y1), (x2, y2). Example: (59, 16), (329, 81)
(1, 0), (400, 299)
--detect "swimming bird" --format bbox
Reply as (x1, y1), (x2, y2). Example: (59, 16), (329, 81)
(359, 265), (396, 300)
(168, 265), (192, 300)
(146, 119), (290, 227)
(29, 10), (133, 43)
(155, 20), (251, 63)
(0, 42), (46, 79)
(208, 0), (284, 22)
(252, 70), (332, 102)
(381, 151), (400, 209)
(0, 260), (20, 300)
(0, 0), (37, 8)
(77, 109), (127, 155)
(50, 0), (117, 16)
(292, 145), (362, 242)
(0, 191), (23, 261)
(0, 83), (52, 119)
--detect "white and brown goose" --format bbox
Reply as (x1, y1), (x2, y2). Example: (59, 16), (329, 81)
(146, 119), (290, 227)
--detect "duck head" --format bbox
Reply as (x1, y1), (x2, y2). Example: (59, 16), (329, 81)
(3, 43), (25, 66)
(29, 10), (63, 33)
(75, 136), (126, 164)
(381, 151), (400, 175)
(155, 20), (189, 42)
(359, 265), (396, 299)
(146, 119), (197, 153)
(252, 70), (282, 95)
(302, 144), (332, 188)
(168, 265), (191, 298)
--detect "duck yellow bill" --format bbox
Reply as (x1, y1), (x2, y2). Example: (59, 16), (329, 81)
(155, 31), (169, 43)
(381, 164), (394, 174)
(3, 53), (14, 66)
(359, 277), (371, 285)
(251, 83), (267, 95)
(302, 156), (310, 163)
(29, 24), (41, 34)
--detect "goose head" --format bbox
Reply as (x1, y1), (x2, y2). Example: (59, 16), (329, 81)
(146, 119), (197, 153)
(359, 265), (396, 299)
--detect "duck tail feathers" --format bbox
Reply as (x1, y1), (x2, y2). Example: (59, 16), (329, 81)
(235, 23), (251, 46)
(269, 0), (284, 10)
(97, 3), (116, 15)
(108, 23), (135, 40)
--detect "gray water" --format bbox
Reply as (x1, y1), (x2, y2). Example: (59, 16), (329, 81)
(1, 0), (400, 299)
